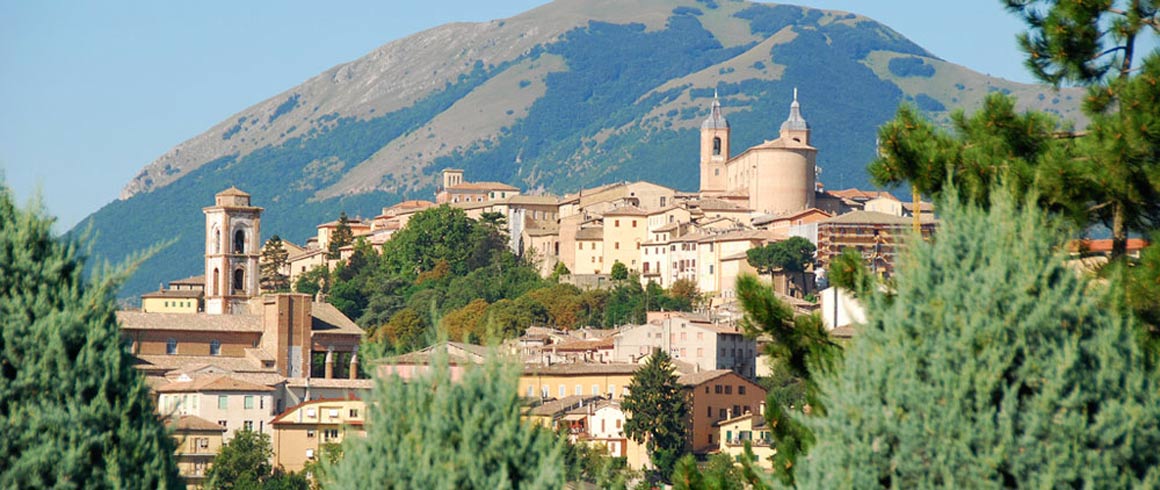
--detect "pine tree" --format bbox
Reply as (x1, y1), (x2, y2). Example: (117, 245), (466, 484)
(327, 351), (564, 489)
(327, 211), (354, 259)
(0, 186), (182, 487)
(260, 234), (291, 292)
(622, 349), (688, 481)
(795, 189), (1160, 488)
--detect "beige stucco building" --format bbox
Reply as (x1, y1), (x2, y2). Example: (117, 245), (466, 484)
(272, 398), (366, 472)
(171, 415), (226, 488)
(612, 313), (757, 378)
(156, 375), (277, 440)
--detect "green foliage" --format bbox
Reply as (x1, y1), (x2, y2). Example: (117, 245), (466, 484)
(827, 247), (874, 296)
(294, 264), (329, 296)
(260, 234), (291, 292)
(1123, 234), (1160, 335)
(669, 453), (747, 490)
(610, 260), (629, 281)
(561, 435), (632, 488)
(746, 236), (816, 279)
(550, 261), (571, 281)
(622, 349), (689, 481)
(887, 56), (935, 78)
(796, 190), (1160, 487)
(380, 205), (479, 278)
(326, 211), (354, 259)
(736, 275), (840, 486)
(329, 352), (565, 489)
(206, 429), (273, 489)
(0, 186), (182, 487)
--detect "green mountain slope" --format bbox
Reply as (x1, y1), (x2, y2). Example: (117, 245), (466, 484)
(77, 0), (1085, 299)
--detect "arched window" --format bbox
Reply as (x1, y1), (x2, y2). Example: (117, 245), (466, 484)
(213, 227), (221, 254)
(234, 229), (246, 254)
(712, 136), (721, 156)
(210, 339), (221, 356)
(233, 269), (245, 292)
(166, 338), (178, 355)
(211, 268), (220, 296)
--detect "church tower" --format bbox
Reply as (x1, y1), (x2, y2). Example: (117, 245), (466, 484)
(778, 88), (810, 145)
(699, 91), (730, 195)
(203, 187), (263, 315)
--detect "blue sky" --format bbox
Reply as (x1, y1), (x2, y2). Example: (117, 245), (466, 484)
(0, 0), (1126, 230)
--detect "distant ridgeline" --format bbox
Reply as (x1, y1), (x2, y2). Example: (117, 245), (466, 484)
(74, 1), (1083, 298)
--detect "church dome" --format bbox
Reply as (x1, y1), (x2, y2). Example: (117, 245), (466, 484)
(701, 92), (729, 130)
(780, 88), (809, 132)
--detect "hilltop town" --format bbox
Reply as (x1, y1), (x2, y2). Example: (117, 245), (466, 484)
(116, 92), (947, 484)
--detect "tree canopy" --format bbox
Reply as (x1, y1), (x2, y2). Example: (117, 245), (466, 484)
(0, 185), (182, 487)
(622, 349), (688, 481)
(260, 234), (291, 293)
(795, 189), (1160, 487)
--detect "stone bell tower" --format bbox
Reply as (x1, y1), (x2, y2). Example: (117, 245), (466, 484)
(203, 187), (263, 315)
(699, 90), (730, 195)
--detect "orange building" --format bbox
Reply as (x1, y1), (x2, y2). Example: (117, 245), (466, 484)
(272, 398), (366, 472)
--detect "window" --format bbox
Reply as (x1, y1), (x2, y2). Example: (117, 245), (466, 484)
(739, 386), (746, 395)
(680, 332), (687, 341)
(244, 396), (254, 409)
(697, 347), (704, 357)
(712, 136), (721, 156)
(559, 385), (566, 397)
(632, 220), (637, 228)
(715, 168), (720, 176)
(218, 420), (227, 428)
(707, 406), (712, 417)
(609, 385), (616, 397)
(709, 265), (714, 274)
(260, 398), (264, 410)
(615, 220), (620, 227)
(210, 339), (221, 356)
(714, 385), (722, 394)
(306, 448), (315, 459)
(218, 396), (228, 410)
(325, 429), (340, 440)
(575, 384), (582, 396)
(243, 420), (253, 431)
(592, 385), (600, 395)
(733, 405), (741, 416)
(350, 408), (359, 418)
(705, 386), (709, 394)
(719, 408), (727, 419)
(614, 242), (619, 250)
(234, 229), (245, 254)
(616, 419), (622, 429)
(307, 429), (316, 438)
(725, 385), (732, 395)
(697, 332), (703, 341)
(526, 386), (534, 397)
(165, 338), (177, 355)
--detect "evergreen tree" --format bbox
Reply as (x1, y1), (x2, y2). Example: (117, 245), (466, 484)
(328, 352), (565, 489)
(735, 275), (840, 486)
(610, 260), (629, 281)
(205, 429), (272, 489)
(746, 237), (816, 296)
(260, 234), (291, 292)
(0, 186), (182, 487)
(622, 349), (688, 481)
(795, 189), (1160, 487)
(327, 211), (354, 259)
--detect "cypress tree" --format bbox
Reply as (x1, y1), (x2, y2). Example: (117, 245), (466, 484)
(327, 351), (564, 489)
(796, 189), (1160, 488)
(622, 349), (688, 480)
(0, 186), (182, 487)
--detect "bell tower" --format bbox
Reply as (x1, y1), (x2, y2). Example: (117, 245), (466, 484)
(699, 90), (730, 195)
(203, 187), (263, 315)
(779, 88), (810, 145)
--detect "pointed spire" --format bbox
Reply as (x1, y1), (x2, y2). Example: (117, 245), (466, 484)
(781, 87), (809, 132)
(702, 88), (729, 130)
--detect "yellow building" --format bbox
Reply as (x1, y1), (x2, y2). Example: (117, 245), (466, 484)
(271, 398), (366, 472)
(519, 363), (639, 401)
(171, 415), (226, 489)
(601, 205), (649, 274)
(715, 412), (774, 468)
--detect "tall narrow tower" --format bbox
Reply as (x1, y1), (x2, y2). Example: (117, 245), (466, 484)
(699, 91), (730, 195)
(203, 187), (263, 315)
(779, 88), (810, 145)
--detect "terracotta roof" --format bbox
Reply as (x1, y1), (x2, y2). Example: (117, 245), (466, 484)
(155, 375), (275, 393)
(503, 195), (560, 205)
(134, 355), (271, 374)
(311, 302), (364, 336)
(1068, 238), (1150, 254)
(141, 289), (203, 299)
(527, 395), (606, 417)
(318, 219), (371, 229)
(216, 187), (250, 197)
(575, 227), (603, 240)
(654, 222), (682, 233)
(695, 199), (750, 212)
(524, 223), (560, 237)
(169, 275), (205, 286)
(448, 200), (494, 210)
(378, 341), (488, 366)
(714, 412), (767, 429)
(523, 363), (640, 376)
(902, 202), (935, 212)
(172, 415), (226, 432)
(447, 182), (520, 192)
(697, 229), (774, 243)
(603, 205), (648, 216)
(284, 378), (374, 390)
(551, 337), (615, 352)
(271, 397), (364, 425)
(117, 311), (264, 332)
(287, 248), (326, 262)
(826, 189), (896, 201)
(677, 369), (734, 387)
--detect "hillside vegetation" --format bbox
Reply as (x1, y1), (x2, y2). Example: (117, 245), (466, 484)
(76, 0), (1084, 298)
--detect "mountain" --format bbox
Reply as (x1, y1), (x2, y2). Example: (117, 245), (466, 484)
(78, 0), (1086, 299)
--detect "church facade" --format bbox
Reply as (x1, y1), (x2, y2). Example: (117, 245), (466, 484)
(699, 89), (818, 217)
